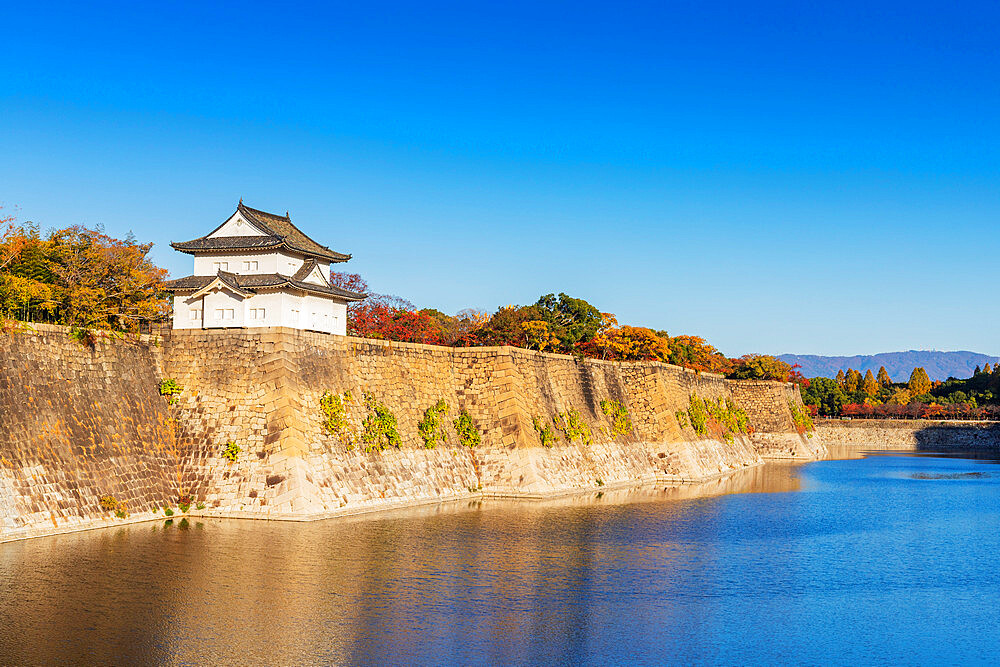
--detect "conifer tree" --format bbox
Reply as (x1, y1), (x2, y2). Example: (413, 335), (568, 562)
(876, 366), (892, 386)
(975, 365), (982, 376)
(844, 368), (862, 393)
(862, 369), (878, 396)
(985, 363), (993, 375)
(835, 369), (846, 387)
(908, 367), (932, 396)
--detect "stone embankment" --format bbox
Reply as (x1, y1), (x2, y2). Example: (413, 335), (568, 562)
(816, 419), (1000, 450)
(1, 324), (822, 542)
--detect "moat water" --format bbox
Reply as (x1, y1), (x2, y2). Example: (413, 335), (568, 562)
(3, 451), (1000, 665)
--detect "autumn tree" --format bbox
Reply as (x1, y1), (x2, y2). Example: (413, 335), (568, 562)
(844, 369), (862, 393)
(522, 320), (559, 351)
(862, 369), (879, 396)
(1, 222), (168, 332)
(985, 363), (993, 375)
(876, 366), (892, 386)
(727, 355), (792, 381)
(592, 325), (670, 361)
(663, 334), (733, 374)
(835, 369), (846, 387)
(888, 387), (912, 405)
(908, 367), (932, 396)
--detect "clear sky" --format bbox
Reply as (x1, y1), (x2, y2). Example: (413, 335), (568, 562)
(2, 1), (998, 356)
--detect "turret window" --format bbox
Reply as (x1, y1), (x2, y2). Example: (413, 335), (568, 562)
(242, 261), (259, 272)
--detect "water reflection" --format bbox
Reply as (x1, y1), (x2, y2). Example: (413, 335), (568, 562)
(3, 454), (1000, 665)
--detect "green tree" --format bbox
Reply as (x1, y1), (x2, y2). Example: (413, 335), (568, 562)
(908, 367), (932, 396)
(876, 366), (892, 386)
(532, 293), (602, 352)
(801, 377), (847, 416)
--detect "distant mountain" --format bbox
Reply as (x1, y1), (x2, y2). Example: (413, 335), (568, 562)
(777, 351), (1000, 383)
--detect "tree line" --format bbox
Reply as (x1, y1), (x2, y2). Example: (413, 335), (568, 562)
(801, 363), (1000, 420)
(1, 213), (167, 334)
(1, 211), (800, 382)
(331, 271), (803, 381)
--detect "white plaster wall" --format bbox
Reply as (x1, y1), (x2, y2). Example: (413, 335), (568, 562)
(302, 294), (335, 334)
(277, 252), (304, 277)
(172, 294), (205, 330)
(193, 252), (286, 276)
(207, 211), (268, 238)
(243, 292), (283, 328)
(280, 292), (304, 329)
(203, 289), (246, 328)
(331, 300), (347, 335)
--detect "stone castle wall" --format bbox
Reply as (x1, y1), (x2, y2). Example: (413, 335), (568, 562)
(815, 419), (1000, 450)
(1, 324), (821, 541)
(0, 324), (181, 541)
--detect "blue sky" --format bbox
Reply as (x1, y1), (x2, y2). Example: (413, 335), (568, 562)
(2, 1), (998, 356)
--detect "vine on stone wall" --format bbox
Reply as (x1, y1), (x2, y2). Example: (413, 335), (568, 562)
(159, 378), (182, 405)
(221, 441), (241, 462)
(418, 399), (449, 448)
(320, 391), (348, 434)
(684, 394), (752, 443)
(599, 399), (633, 436)
(675, 410), (690, 429)
(453, 410), (481, 448)
(553, 408), (592, 445)
(788, 400), (815, 437)
(687, 395), (710, 435)
(533, 415), (557, 447)
(362, 393), (401, 452)
(98, 495), (128, 518)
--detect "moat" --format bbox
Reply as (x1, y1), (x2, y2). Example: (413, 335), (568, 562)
(3, 451), (1000, 665)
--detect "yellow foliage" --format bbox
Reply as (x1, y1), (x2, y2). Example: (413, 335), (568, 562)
(594, 326), (670, 361)
(521, 320), (559, 351)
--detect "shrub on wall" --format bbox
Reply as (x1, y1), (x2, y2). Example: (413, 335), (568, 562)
(320, 391), (348, 434)
(361, 393), (401, 452)
(533, 416), (557, 447)
(687, 395), (709, 435)
(159, 378), (183, 405)
(453, 409), (481, 448)
(553, 409), (592, 445)
(599, 399), (632, 436)
(789, 400), (815, 437)
(418, 399), (449, 448)
(221, 441), (241, 462)
(683, 394), (752, 443)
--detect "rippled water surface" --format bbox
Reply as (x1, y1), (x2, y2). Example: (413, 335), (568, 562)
(4, 452), (1000, 665)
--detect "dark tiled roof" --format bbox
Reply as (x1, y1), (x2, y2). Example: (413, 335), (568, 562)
(170, 202), (352, 263)
(171, 236), (284, 252)
(291, 258), (325, 283)
(165, 271), (366, 301)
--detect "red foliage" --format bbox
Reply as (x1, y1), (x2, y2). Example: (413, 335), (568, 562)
(788, 364), (810, 388)
(347, 292), (442, 344)
(839, 402), (999, 420)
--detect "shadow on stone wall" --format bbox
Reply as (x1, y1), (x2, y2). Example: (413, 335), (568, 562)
(914, 422), (1000, 451)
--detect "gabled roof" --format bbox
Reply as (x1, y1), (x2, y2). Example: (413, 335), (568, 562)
(164, 270), (367, 301)
(171, 202), (352, 263)
(291, 258), (328, 284)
